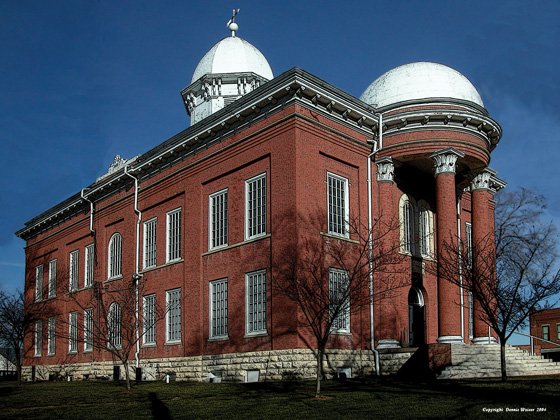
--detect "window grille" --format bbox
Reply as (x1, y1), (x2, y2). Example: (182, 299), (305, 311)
(144, 218), (157, 268)
(85, 244), (94, 288)
(69, 312), (78, 353)
(84, 308), (93, 352)
(210, 279), (228, 338)
(246, 270), (267, 334)
(209, 190), (228, 249)
(246, 174), (266, 239)
(69, 250), (79, 292)
(327, 173), (349, 237)
(143, 294), (156, 345)
(329, 269), (350, 333)
(167, 209), (181, 262)
(47, 317), (56, 356)
(35, 265), (43, 302)
(108, 303), (122, 349)
(108, 233), (122, 279)
(48, 260), (57, 298)
(166, 289), (181, 343)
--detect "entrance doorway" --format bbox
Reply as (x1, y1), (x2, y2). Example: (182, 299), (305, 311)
(408, 287), (425, 347)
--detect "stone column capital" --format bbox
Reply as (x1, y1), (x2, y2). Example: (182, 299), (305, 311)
(471, 168), (507, 192)
(375, 156), (394, 182)
(430, 148), (465, 176)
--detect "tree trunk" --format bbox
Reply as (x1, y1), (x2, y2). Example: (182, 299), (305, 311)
(315, 348), (324, 397)
(500, 340), (507, 382)
(15, 347), (22, 386)
(123, 361), (131, 390)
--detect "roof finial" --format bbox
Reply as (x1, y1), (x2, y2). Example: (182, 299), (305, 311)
(227, 8), (240, 37)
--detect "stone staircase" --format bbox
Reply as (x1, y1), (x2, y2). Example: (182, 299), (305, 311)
(437, 344), (560, 379)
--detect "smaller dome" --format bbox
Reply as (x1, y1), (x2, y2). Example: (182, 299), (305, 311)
(360, 62), (484, 109)
(191, 36), (273, 83)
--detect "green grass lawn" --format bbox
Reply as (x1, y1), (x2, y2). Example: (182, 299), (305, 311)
(0, 377), (558, 419)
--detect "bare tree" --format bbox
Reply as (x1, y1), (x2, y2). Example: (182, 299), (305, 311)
(0, 290), (48, 385)
(437, 188), (560, 381)
(273, 213), (404, 396)
(63, 276), (167, 390)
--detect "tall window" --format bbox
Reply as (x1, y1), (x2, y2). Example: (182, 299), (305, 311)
(34, 320), (42, 357)
(84, 308), (93, 352)
(465, 222), (473, 267)
(47, 317), (56, 356)
(69, 312), (78, 353)
(48, 260), (57, 298)
(166, 289), (181, 343)
(108, 233), (123, 279)
(245, 174), (266, 239)
(210, 279), (228, 339)
(246, 270), (267, 335)
(108, 303), (122, 349)
(543, 325), (550, 341)
(167, 209), (182, 262)
(143, 294), (156, 345)
(209, 189), (228, 249)
(84, 244), (94, 288)
(399, 195), (415, 254)
(557, 323), (560, 340)
(35, 265), (43, 302)
(327, 173), (349, 237)
(69, 250), (79, 292)
(143, 218), (157, 269)
(329, 269), (350, 333)
(418, 200), (434, 257)
(468, 291), (474, 339)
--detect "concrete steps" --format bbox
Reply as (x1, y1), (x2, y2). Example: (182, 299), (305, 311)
(437, 344), (560, 379)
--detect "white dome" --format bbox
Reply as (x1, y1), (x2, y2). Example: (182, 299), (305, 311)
(360, 62), (484, 109)
(191, 36), (273, 83)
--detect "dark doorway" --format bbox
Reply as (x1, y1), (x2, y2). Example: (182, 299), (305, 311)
(408, 287), (425, 347)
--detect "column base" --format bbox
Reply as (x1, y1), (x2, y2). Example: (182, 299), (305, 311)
(437, 335), (464, 344)
(377, 339), (401, 349)
(473, 336), (498, 345)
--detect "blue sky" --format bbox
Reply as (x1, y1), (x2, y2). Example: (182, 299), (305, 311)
(1, 1), (559, 341)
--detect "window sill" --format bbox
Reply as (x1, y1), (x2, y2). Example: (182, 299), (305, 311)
(208, 336), (229, 342)
(142, 259), (184, 274)
(34, 354), (41, 358)
(84, 349), (93, 353)
(245, 332), (268, 338)
(165, 341), (181, 346)
(68, 350), (78, 354)
(107, 275), (123, 282)
(320, 232), (358, 244)
(142, 343), (157, 348)
(331, 331), (352, 336)
(203, 234), (271, 256)
(47, 353), (55, 357)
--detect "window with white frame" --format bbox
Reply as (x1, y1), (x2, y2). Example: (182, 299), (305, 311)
(166, 289), (181, 343)
(108, 302), (122, 349)
(468, 291), (474, 339)
(143, 218), (157, 269)
(143, 294), (156, 345)
(84, 308), (93, 352)
(329, 269), (350, 333)
(210, 279), (228, 339)
(418, 200), (434, 257)
(84, 244), (94, 288)
(69, 250), (79, 292)
(245, 174), (267, 239)
(399, 195), (415, 254)
(69, 312), (78, 353)
(108, 233), (122, 279)
(167, 209), (181, 262)
(246, 270), (267, 335)
(34, 320), (42, 357)
(47, 316), (56, 356)
(35, 265), (43, 302)
(543, 325), (550, 341)
(465, 222), (473, 267)
(209, 189), (228, 249)
(327, 173), (349, 237)
(48, 260), (57, 298)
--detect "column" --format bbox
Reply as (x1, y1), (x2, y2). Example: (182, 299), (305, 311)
(470, 168), (502, 344)
(374, 157), (400, 349)
(431, 148), (464, 344)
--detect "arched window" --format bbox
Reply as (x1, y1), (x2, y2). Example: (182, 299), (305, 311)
(108, 233), (122, 279)
(108, 302), (121, 349)
(399, 195), (416, 254)
(418, 200), (434, 258)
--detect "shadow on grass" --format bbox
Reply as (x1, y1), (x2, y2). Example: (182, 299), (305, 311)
(149, 392), (173, 420)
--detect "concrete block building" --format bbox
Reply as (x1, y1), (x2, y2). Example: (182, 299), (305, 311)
(17, 19), (506, 381)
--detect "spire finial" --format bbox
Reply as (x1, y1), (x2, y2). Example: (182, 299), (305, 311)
(227, 8), (240, 37)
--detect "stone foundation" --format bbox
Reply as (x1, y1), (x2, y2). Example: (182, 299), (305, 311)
(22, 348), (377, 382)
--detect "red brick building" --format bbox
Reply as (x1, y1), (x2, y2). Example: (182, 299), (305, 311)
(16, 22), (505, 381)
(530, 308), (560, 361)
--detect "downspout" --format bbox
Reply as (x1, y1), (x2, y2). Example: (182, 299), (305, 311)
(124, 166), (142, 370)
(457, 199), (465, 342)
(367, 113), (382, 376)
(81, 188), (95, 234)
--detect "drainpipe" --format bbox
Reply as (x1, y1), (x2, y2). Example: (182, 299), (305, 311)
(457, 199), (465, 342)
(367, 113), (382, 376)
(81, 188), (95, 234)
(124, 166), (142, 370)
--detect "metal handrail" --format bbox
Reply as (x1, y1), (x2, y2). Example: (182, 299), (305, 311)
(512, 331), (560, 356)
